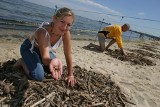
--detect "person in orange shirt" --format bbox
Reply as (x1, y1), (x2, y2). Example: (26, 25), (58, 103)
(98, 24), (130, 56)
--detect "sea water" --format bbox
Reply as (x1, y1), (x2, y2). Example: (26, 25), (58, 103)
(0, 0), (143, 41)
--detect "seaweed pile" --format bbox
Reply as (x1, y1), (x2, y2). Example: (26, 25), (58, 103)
(0, 59), (135, 107)
(105, 49), (156, 66)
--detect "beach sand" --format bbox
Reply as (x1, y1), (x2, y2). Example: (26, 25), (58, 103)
(0, 29), (160, 107)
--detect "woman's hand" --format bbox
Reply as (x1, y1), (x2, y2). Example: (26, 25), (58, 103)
(66, 75), (77, 87)
(49, 58), (63, 80)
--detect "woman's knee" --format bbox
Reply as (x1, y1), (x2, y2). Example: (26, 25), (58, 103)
(31, 71), (44, 81)
(30, 64), (45, 81)
(34, 73), (44, 81)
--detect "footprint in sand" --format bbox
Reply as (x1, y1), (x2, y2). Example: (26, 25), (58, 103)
(134, 91), (145, 105)
(143, 93), (157, 107)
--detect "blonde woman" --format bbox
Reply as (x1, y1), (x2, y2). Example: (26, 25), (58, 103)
(14, 7), (76, 86)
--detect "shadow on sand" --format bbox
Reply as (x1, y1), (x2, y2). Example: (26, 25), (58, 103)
(82, 43), (102, 53)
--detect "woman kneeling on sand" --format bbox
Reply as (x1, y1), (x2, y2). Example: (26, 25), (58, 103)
(14, 7), (76, 86)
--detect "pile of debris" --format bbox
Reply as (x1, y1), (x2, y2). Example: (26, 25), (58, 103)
(0, 59), (135, 107)
(105, 49), (156, 66)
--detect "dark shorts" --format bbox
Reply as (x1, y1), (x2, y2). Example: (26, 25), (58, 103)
(98, 31), (110, 43)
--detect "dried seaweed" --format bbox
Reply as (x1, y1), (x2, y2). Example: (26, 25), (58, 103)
(0, 59), (135, 107)
(105, 49), (156, 66)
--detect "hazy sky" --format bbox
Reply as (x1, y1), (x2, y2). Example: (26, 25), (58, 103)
(25, 0), (160, 36)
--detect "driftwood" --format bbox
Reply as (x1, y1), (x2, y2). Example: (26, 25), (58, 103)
(0, 97), (6, 103)
(0, 59), (136, 107)
(31, 91), (55, 107)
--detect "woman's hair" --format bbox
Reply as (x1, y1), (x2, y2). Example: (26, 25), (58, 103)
(54, 7), (74, 19)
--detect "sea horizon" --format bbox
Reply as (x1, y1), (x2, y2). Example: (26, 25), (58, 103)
(0, 0), (159, 41)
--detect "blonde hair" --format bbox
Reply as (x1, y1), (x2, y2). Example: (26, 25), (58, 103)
(54, 7), (74, 20)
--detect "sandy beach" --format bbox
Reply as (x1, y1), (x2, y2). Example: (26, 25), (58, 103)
(0, 29), (160, 107)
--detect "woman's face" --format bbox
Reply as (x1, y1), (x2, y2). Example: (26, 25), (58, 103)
(54, 16), (74, 35)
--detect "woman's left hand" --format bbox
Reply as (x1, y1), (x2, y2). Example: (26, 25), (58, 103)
(66, 76), (76, 87)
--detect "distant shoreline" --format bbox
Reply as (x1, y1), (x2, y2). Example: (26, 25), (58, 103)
(0, 27), (159, 42)
(1, 17), (160, 41)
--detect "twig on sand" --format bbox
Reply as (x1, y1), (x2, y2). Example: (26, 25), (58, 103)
(0, 97), (7, 103)
(30, 91), (55, 107)
(90, 102), (104, 106)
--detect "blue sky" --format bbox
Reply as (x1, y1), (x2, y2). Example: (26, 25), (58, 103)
(25, 0), (160, 37)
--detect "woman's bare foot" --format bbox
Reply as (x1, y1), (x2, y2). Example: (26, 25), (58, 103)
(13, 58), (30, 77)
(13, 58), (23, 68)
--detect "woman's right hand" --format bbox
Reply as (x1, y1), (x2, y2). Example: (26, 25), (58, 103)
(49, 58), (63, 80)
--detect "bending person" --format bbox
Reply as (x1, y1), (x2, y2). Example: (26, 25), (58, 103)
(14, 7), (76, 86)
(98, 24), (130, 56)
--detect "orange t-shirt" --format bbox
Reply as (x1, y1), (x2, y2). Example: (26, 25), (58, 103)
(102, 25), (123, 48)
